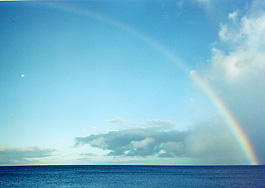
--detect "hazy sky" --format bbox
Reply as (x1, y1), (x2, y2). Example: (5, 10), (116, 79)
(0, 0), (264, 165)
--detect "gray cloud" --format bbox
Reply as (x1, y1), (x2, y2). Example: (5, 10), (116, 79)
(0, 146), (55, 165)
(75, 118), (246, 164)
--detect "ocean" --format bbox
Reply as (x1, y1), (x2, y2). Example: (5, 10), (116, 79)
(0, 165), (264, 187)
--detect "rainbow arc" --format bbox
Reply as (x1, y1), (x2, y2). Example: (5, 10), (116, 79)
(30, 2), (259, 165)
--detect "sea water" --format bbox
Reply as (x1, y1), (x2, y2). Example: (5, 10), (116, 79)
(0, 165), (264, 187)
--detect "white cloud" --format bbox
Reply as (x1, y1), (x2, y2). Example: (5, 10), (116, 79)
(89, 137), (106, 147)
(211, 0), (265, 84)
(0, 146), (55, 165)
(228, 11), (238, 21)
(131, 137), (154, 149)
(218, 6), (265, 49)
(146, 120), (177, 129)
(107, 119), (177, 130)
(200, 0), (265, 164)
(208, 47), (265, 82)
(218, 25), (229, 41)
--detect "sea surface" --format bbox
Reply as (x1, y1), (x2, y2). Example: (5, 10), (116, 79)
(0, 165), (264, 187)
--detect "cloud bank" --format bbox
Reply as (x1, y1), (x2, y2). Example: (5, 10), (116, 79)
(0, 146), (55, 165)
(76, 118), (245, 164)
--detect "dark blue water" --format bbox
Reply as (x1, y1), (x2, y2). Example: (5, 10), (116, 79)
(0, 165), (264, 187)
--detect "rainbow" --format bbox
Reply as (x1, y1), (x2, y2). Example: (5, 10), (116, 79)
(190, 71), (259, 165)
(28, 2), (259, 165)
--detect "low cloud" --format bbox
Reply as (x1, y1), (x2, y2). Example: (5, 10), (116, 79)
(75, 118), (245, 164)
(0, 146), (55, 165)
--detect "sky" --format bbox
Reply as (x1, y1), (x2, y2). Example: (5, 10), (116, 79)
(0, 0), (264, 165)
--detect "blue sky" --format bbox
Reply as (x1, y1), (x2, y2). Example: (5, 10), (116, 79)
(0, 0), (264, 165)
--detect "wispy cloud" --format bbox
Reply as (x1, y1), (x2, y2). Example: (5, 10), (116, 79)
(0, 146), (55, 165)
(108, 118), (127, 125)
(107, 118), (177, 129)
(192, 0), (212, 8)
